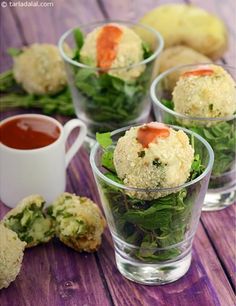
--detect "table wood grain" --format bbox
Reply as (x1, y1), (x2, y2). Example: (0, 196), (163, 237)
(0, 1), (235, 305)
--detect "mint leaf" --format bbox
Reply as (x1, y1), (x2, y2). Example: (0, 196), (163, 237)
(96, 132), (112, 149)
(101, 148), (115, 172)
(7, 47), (22, 57)
(161, 99), (174, 110)
(73, 28), (84, 50)
(142, 42), (152, 59)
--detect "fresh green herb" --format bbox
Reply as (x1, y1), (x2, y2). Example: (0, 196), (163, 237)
(73, 28), (84, 61)
(0, 87), (75, 116)
(162, 99), (174, 110)
(138, 150), (145, 158)
(98, 134), (205, 262)
(189, 154), (205, 180)
(152, 158), (162, 168)
(74, 65), (153, 132)
(191, 121), (236, 176)
(142, 42), (152, 59)
(7, 47), (22, 57)
(209, 104), (213, 111)
(161, 99), (236, 176)
(73, 28), (84, 50)
(0, 70), (16, 92)
(3, 203), (54, 246)
(96, 132), (112, 149)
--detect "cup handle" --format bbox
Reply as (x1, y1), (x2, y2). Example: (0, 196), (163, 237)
(63, 119), (87, 168)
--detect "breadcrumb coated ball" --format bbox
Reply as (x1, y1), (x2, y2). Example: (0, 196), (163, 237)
(49, 193), (106, 252)
(113, 123), (194, 200)
(13, 44), (68, 94)
(0, 224), (26, 289)
(80, 23), (145, 81)
(172, 65), (236, 119)
(158, 46), (212, 90)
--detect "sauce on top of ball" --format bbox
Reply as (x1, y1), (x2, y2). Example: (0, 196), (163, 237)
(182, 68), (214, 77)
(137, 122), (170, 148)
(96, 25), (123, 69)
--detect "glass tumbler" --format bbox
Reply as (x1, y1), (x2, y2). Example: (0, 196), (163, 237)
(58, 21), (163, 137)
(151, 64), (236, 211)
(90, 125), (213, 285)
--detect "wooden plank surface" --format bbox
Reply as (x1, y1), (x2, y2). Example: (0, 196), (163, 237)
(0, 0), (236, 305)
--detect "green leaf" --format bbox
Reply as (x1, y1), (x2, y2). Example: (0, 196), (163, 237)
(161, 99), (174, 110)
(7, 47), (22, 57)
(142, 42), (152, 59)
(101, 148), (116, 172)
(73, 28), (84, 50)
(76, 68), (95, 82)
(0, 70), (16, 92)
(96, 132), (112, 149)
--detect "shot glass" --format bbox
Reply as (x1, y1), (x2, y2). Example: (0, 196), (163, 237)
(90, 125), (213, 285)
(59, 21), (163, 137)
(151, 64), (236, 211)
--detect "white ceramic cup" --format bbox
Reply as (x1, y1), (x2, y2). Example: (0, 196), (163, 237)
(0, 114), (87, 208)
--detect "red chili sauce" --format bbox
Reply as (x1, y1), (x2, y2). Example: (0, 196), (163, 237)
(0, 117), (60, 150)
(137, 122), (170, 148)
(96, 25), (123, 69)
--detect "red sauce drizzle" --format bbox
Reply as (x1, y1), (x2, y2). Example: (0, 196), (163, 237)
(137, 122), (170, 148)
(182, 68), (214, 77)
(0, 117), (60, 150)
(96, 25), (123, 69)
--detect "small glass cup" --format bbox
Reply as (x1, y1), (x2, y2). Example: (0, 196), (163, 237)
(58, 21), (164, 137)
(151, 64), (236, 211)
(90, 125), (213, 285)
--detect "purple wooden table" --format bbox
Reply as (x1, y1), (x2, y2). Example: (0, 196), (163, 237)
(0, 1), (235, 305)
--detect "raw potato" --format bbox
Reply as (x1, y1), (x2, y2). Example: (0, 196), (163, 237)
(0, 224), (26, 289)
(158, 46), (212, 90)
(140, 4), (228, 59)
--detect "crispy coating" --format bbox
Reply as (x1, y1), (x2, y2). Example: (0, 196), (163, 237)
(113, 123), (194, 200)
(172, 65), (236, 121)
(158, 46), (212, 90)
(140, 4), (228, 59)
(80, 23), (145, 81)
(3, 195), (54, 248)
(48, 193), (106, 252)
(0, 224), (26, 289)
(13, 44), (68, 94)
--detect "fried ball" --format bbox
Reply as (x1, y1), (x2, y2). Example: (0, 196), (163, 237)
(113, 122), (194, 200)
(3, 195), (54, 248)
(158, 46), (212, 90)
(0, 224), (26, 289)
(13, 44), (68, 94)
(48, 193), (106, 252)
(140, 4), (228, 59)
(172, 65), (236, 119)
(80, 23), (145, 81)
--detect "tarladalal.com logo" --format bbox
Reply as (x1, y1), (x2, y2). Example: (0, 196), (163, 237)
(1, 1), (54, 7)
